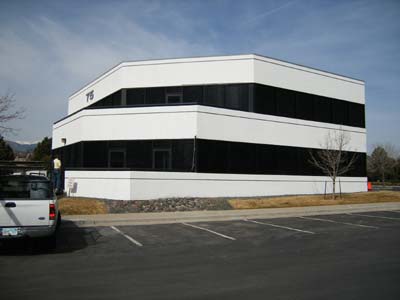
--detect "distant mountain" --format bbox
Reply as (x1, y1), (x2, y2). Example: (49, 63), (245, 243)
(6, 140), (37, 153)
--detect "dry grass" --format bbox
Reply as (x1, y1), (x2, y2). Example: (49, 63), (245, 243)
(58, 191), (400, 215)
(228, 191), (400, 210)
(58, 197), (109, 215)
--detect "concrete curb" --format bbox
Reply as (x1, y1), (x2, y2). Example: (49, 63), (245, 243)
(62, 202), (400, 227)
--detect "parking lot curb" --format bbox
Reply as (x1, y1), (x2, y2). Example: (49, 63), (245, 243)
(61, 202), (400, 227)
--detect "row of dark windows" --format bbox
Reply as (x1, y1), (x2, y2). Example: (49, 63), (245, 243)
(88, 83), (365, 128)
(53, 139), (366, 177)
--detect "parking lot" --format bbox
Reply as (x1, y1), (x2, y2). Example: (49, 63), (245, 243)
(1, 210), (400, 300)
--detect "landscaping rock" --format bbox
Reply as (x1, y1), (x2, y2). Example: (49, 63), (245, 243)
(104, 197), (233, 213)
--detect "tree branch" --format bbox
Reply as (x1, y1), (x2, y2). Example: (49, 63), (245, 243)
(0, 93), (25, 135)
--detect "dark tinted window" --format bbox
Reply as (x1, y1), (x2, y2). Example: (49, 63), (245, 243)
(109, 150), (126, 168)
(166, 95), (181, 103)
(357, 153), (367, 176)
(165, 86), (182, 104)
(111, 90), (121, 106)
(203, 85), (224, 107)
(153, 149), (171, 170)
(297, 148), (315, 175)
(91, 100), (104, 107)
(67, 142), (82, 168)
(228, 142), (255, 173)
(57, 139), (366, 177)
(83, 141), (108, 168)
(197, 139), (228, 173)
(296, 92), (314, 120)
(85, 84), (365, 129)
(89, 90), (121, 107)
(314, 96), (332, 123)
(225, 84), (249, 111)
(152, 140), (172, 170)
(332, 99), (348, 125)
(183, 86), (203, 103)
(254, 84), (276, 115)
(127, 88), (145, 106)
(255, 144), (276, 174)
(276, 146), (297, 174)
(126, 141), (152, 169)
(276, 88), (296, 118)
(146, 87), (165, 105)
(348, 102), (365, 127)
(102, 95), (112, 107)
(172, 140), (194, 171)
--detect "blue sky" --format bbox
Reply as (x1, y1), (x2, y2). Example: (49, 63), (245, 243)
(0, 0), (399, 151)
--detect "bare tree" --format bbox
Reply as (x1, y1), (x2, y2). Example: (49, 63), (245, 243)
(309, 130), (358, 199)
(383, 143), (400, 158)
(0, 93), (25, 135)
(368, 144), (398, 184)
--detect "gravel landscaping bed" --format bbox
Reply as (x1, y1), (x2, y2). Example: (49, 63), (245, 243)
(105, 197), (233, 213)
(59, 191), (400, 215)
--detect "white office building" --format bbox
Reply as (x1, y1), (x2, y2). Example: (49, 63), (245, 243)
(52, 54), (367, 200)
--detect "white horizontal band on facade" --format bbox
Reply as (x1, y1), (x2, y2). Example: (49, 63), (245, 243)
(65, 177), (367, 183)
(64, 170), (367, 201)
(68, 54), (364, 114)
(52, 105), (366, 152)
(70, 54), (363, 100)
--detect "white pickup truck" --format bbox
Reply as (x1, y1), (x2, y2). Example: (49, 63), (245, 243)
(0, 174), (61, 248)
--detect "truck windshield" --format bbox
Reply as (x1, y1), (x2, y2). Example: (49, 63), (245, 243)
(0, 178), (53, 200)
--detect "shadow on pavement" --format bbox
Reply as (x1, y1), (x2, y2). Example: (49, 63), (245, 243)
(0, 220), (97, 255)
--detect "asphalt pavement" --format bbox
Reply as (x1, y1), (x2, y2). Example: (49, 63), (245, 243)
(1, 208), (400, 300)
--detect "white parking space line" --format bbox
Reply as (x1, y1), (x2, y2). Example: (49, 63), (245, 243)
(181, 222), (236, 241)
(110, 226), (143, 247)
(299, 216), (379, 229)
(244, 219), (315, 234)
(347, 213), (400, 221)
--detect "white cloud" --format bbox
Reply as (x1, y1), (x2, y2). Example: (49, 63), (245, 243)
(0, 9), (217, 141)
(1, 0), (399, 150)
(241, 0), (300, 26)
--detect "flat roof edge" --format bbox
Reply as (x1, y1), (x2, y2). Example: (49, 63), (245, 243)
(69, 53), (364, 100)
(252, 53), (364, 84)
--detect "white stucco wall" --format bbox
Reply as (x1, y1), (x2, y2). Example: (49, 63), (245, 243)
(66, 171), (132, 200)
(196, 106), (366, 152)
(253, 55), (364, 104)
(65, 170), (367, 200)
(53, 105), (366, 152)
(67, 54), (364, 115)
(52, 106), (198, 149)
(68, 55), (255, 114)
(55, 54), (367, 201)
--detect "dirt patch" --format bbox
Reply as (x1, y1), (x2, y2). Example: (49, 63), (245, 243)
(228, 191), (400, 209)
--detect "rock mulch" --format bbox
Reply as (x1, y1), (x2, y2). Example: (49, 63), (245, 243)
(104, 197), (233, 213)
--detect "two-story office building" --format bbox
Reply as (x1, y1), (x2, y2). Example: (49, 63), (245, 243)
(52, 54), (367, 200)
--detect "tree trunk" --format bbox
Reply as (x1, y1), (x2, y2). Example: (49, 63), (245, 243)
(332, 179), (336, 200)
